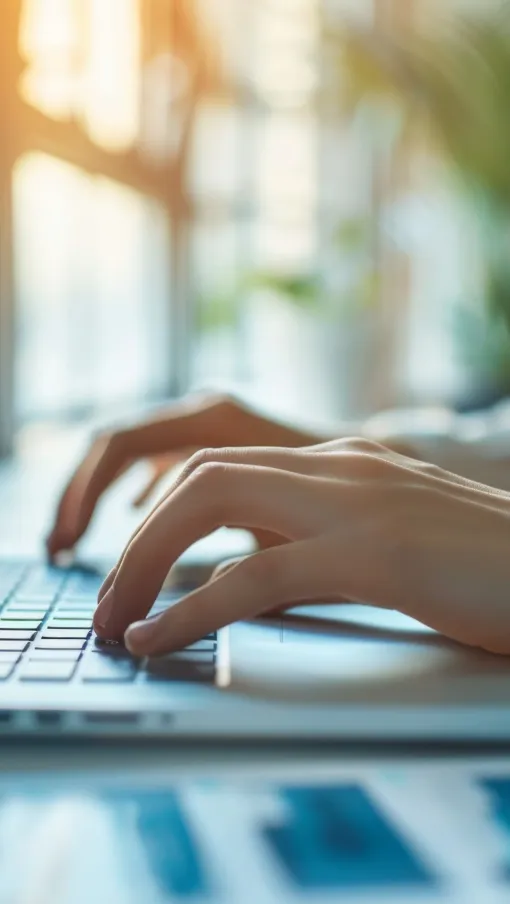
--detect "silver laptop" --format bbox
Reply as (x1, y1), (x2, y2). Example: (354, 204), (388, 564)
(2, 436), (510, 742)
(1, 555), (510, 741)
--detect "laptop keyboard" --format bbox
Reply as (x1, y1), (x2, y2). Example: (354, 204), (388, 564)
(0, 563), (217, 684)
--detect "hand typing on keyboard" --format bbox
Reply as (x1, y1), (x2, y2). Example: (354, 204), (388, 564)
(93, 439), (510, 658)
(45, 394), (319, 562)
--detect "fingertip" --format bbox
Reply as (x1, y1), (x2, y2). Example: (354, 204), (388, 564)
(124, 619), (157, 656)
(45, 534), (76, 569)
(45, 530), (60, 559)
(124, 624), (140, 654)
(94, 586), (115, 633)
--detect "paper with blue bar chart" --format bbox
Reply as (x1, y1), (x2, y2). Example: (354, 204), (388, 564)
(1, 760), (510, 902)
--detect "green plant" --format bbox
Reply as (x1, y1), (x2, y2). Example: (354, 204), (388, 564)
(196, 285), (239, 332)
(333, 3), (510, 333)
(251, 216), (381, 319)
(451, 303), (510, 396)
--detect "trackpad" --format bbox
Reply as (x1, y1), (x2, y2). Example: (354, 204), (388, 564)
(227, 605), (510, 705)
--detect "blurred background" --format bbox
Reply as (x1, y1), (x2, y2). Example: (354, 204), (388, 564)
(2, 0), (510, 457)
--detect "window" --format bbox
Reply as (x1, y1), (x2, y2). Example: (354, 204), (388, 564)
(3, 0), (411, 449)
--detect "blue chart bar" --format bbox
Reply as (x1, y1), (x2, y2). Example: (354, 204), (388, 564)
(263, 784), (435, 891)
(479, 778), (510, 878)
(104, 790), (212, 899)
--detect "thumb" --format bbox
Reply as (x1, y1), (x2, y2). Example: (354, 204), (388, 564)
(125, 534), (350, 655)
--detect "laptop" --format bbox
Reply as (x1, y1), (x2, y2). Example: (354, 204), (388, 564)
(0, 553), (510, 741)
(2, 444), (510, 741)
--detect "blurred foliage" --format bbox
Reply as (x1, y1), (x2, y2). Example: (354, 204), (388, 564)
(338, 7), (510, 205)
(249, 272), (322, 311)
(251, 216), (381, 319)
(452, 303), (510, 399)
(335, 3), (510, 337)
(196, 283), (240, 331)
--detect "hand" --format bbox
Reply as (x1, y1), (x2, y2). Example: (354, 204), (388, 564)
(46, 394), (322, 560)
(93, 438), (510, 657)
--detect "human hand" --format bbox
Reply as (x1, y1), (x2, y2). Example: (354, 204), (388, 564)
(46, 394), (321, 561)
(93, 438), (510, 657)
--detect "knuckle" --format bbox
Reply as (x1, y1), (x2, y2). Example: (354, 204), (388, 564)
(416, 459), (443, 478)
(383, 437), (417, 459)
(341, 436), (380, 454)
(186, 448), (217, 474)
(342, 450), (390, 479)
(191, 461), (230, 494)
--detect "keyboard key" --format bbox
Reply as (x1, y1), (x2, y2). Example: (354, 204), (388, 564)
(65, 573), (103, 596)
(0, 661), (16, 680)
(56, 599), (97, 608)
(19, 661), (77, 682)
(0, 620), (42, 631)
(41, 630), (90, 640)
(1, 610), (47, 620)
(7, 600), (50, 610)
(13, 593), (55, 604)
(0, 565), (26, 598)
(29, 650), (82, 661)
(4, 597), (45, 606)
(165, 651), (215, 665)
(0, 563), (26, 581)
(91, 637), (123, 651)
(184, 640), (216, 653)
(0, 641), (29, 652)
(90, 645), (133, 660)
(53, 608), (96, 616)
(47, 619), (93, 629)
(0, 630), (36, 642)
(17, 566), (66, 598)
(80, 656), (136, 682)
(145, 652), (215, 683)
(35, 639), (86, 651)
(0, 651), (21, 663)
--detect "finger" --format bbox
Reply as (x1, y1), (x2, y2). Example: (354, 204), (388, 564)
(131, 465), (172, 509)
(47, 391), (227, 558)
(95, 465), (340, 639)
(123, 532), (364, 656)
(131, 451), (199, 509)
(209, 558), (350, 615)
(97, 446), (320, 603)
(97, 566), (117, 601)
(171, 446), (320, 495)
(46, 435), (132, 558)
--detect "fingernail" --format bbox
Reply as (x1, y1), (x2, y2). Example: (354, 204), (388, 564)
(125, 618), (160, 654)
(94, 587), (115, 630)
